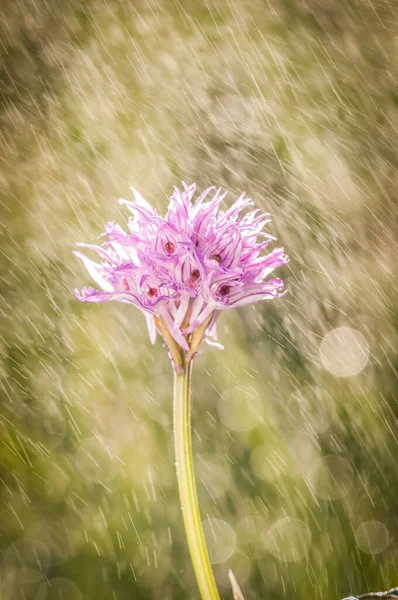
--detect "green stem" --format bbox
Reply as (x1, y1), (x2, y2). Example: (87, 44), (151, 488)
(173, 359), (221, 600)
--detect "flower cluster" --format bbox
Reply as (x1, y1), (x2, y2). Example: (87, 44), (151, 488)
(74, 183), (289, 367)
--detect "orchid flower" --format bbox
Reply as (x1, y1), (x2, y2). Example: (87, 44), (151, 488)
(74, 183), (289, 600)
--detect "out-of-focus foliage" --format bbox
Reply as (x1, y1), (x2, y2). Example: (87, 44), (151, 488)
(0, 1), (397, 598)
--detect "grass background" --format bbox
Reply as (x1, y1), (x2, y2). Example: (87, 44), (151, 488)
(0, 0), (397, 598)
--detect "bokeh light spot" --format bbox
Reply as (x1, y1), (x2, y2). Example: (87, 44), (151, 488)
(214, 555), (251, 588)
(1, 568), (43, 600)
(265, 517), (312, 562)
(250, 445), (289, 482)
(217, 386), (263, 431)
(5, 538), (51, 575)
(36, 578), (82, 600)
(75, 435), (121, 483)
(308, 455), (353, 500)
(142, 375), (173, 426)
(197, 453), (232, 499)
(289, 432), (320, 475)
(27, 521), (69, 567)
(355, 520), (389, 554)
(237, 516), (269, 559)
(319, 327), (369, 377)
(202, 518), (236, 564)
(287, 386), (335, 434)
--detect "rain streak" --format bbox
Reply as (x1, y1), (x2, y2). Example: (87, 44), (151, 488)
(0, 1), (397, 599)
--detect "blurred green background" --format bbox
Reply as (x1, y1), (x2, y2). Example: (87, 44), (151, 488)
(1, 0), (397, 598)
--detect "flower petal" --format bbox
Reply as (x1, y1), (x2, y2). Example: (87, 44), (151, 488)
(74, 183), (289, 355)
(73, 252), (114, 291)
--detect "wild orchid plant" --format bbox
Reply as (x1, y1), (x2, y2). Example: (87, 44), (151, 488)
(74, 183), (289, 600)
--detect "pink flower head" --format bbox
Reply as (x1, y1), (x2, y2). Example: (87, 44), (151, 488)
(74, 183), (289, 371)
